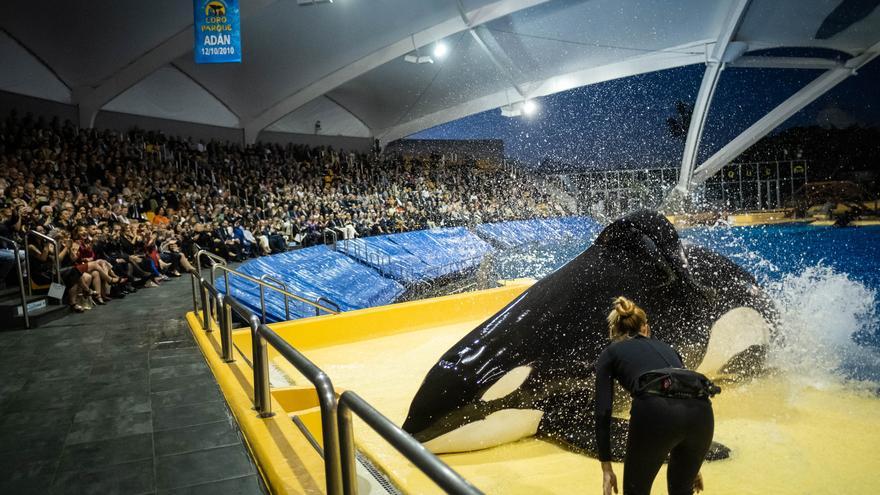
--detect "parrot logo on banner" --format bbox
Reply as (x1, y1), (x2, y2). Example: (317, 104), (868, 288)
(206, 1), (226, 16)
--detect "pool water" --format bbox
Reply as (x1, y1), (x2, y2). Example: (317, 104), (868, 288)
(491, 224), (880, 381)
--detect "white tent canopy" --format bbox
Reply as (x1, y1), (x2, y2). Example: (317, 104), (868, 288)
(1, 0), (878, 190)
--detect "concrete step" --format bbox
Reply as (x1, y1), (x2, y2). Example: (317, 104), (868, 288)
(0, 295), (48, 317)
(0, 284), (24, 302)
(6, 302), (70, 330)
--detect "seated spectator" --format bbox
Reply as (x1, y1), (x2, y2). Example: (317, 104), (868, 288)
(0, 204), (27, 289)
(151, 206), (171, 226)
(0, 109), (574, 318)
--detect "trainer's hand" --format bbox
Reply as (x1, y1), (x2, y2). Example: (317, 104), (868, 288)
(694, 471), (704, 493)
(601, 462), (618, 495)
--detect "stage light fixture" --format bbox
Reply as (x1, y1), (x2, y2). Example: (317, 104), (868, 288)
(433, 42), (448, 59)
(500, 99), (539, 118)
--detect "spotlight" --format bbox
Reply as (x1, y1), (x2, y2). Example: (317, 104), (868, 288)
(500, 99), (539, 117)
(433, 42), (448, 59)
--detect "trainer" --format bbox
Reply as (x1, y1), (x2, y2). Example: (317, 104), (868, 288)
(595, 296), (717, 495)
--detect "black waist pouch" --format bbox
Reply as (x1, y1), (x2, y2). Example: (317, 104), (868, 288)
(633, 368), (721, 400)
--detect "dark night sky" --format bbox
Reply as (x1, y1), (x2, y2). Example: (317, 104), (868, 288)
(409, 58), (880, 170)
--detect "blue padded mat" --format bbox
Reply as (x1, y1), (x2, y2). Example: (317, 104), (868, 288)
(219, 245), (404, 322)
(386, 227), (493, 279)
(220, 218), (597, 321)
(340, 227), (493, 282)
(338, 236), (434, 284)
(476, 216), (600, 248)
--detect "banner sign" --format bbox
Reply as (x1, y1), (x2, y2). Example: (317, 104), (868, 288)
(194, 0), (241, 64)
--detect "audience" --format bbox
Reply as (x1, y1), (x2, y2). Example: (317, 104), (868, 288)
(0, 110), (571, 313)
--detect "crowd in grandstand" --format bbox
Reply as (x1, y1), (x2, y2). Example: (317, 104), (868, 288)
(0, 111), (570, 312)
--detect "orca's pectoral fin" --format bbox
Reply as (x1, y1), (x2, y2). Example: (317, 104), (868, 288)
(720, 344), (768, 377)
(540, 412), (731, 462)
(706, 441), (731, 461)
(537, 412), (630, 462)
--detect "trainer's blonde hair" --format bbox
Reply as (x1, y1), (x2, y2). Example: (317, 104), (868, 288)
(607, 296), (647, 341)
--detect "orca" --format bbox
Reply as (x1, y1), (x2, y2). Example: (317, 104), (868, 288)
(402, 210), (777, 460)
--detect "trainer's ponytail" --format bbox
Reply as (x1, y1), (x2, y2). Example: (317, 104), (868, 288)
(607, 296), (647, 341)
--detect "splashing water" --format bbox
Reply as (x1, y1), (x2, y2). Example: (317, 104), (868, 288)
(766, 265), (880, 385)
(493, 224), (880, 386)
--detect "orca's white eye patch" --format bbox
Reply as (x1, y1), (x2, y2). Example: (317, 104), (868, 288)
(481, 366), (533, 401)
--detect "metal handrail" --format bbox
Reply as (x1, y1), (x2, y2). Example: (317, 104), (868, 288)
(194, 247), (338, 321)
(367, 251), (390, 272)
(195, 249), (228, 284)
(189, 269), (479, 495)
(337, 391), (484, 495)
(194, 250), (228, 324)
(323, 229), (338, 248)
(212, 264), (339, 315)
(25, 230), (62, 294)
(315, 297), (340, 316)
(259, 274), (290, 322)
(1, 237), (29, 329)
(218, 289), (343, 495)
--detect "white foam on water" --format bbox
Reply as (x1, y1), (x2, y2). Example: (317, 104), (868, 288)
(764, 265), (880, 387)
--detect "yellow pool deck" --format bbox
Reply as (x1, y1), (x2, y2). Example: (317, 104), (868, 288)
(189, 280), (880, 495)
(667, 202), (880, 228)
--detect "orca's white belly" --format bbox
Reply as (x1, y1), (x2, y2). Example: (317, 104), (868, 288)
(424, 408), (544, 454)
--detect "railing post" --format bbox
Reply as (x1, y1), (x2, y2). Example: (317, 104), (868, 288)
(337, 401), (357, 495)
(53, 238), (61, 285)
(12, 240), (31, 328)
(211, 290), (220, 326)
(220, 296), (235, 362)
(250, 317), (274, 418)
(317, 379), (342, 495)
(23, 236), (32, 297)
(335, 392), (482, 495)
(201, 282), (211, 331)
(249, 316), (263, 411)
(190, 272), (198, 313)
(259, 274), (290, 321)
(259, 285), (266, 324)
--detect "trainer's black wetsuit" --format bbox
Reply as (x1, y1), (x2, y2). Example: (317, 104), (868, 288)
(595, 335), (714, 495)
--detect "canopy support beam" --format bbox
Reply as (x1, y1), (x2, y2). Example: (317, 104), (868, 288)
(469, 26), (528, 99)
(689, 40), (880, 186)
(671, 0), (751, 201)
(455, 0), (528, 99)
(730, 56), (844, 70)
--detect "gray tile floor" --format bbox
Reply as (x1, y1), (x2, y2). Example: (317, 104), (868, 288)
(0, 277), (267, 495)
